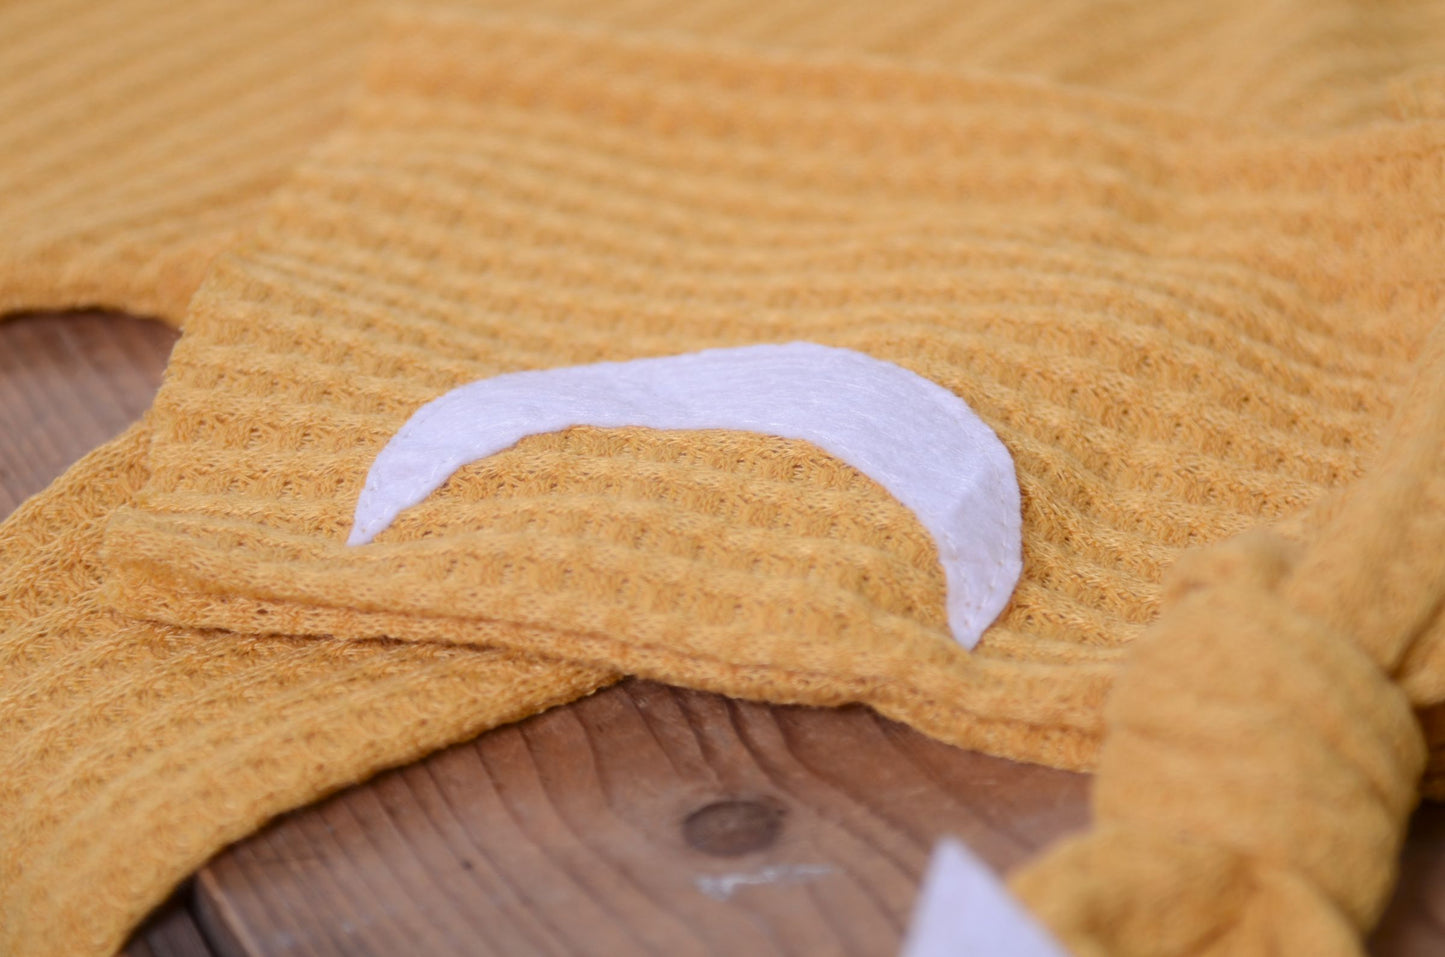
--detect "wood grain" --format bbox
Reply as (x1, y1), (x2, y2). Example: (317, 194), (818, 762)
(2, 309), (1444, 956)
(0, 311), (176, 514)
(193, 681), (1088, 956)
(120, 895), (216, 957)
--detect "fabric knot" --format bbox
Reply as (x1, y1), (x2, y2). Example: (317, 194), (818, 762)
(1012, 531), (1426, 956)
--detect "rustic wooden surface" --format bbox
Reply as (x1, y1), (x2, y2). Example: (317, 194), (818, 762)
(121, 896), (215, 957)
(3, 310), (1444, 956)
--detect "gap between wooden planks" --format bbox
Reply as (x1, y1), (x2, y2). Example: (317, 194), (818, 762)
(1, 311), (1442, 956)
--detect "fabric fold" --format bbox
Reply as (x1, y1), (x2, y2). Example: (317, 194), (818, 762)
(0, 423), (616, 957)
(100, 10), (1445, 777)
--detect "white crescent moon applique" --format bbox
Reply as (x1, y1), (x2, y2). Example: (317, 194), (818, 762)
(347, 342), (1022, 650)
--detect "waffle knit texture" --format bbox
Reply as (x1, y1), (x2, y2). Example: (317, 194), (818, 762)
(0, 0), (368, 320)
(7, 0), (1445, 322)
(106, 6), (1445, 752)
(0, 424), (615, 957)
(5, 1), (1445, 955)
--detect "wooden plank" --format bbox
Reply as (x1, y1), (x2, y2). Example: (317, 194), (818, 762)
(1371, 804), (1445, 955)
(1, 309), (1443, 955)
(119, 891), (216, 957)
(192, 681), (1088, 956)
(0, 311), (176, 513)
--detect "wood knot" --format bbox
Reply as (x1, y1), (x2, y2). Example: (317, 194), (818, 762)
(683, 799), (785, 857)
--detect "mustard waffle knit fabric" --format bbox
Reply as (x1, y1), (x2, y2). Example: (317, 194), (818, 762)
(1011, 324), (1445, 954)
(5, 1), (1445, 955)
(0, 0), (368, 320)
(0, 423), (615, 957)
(7, 0), (1445, 321)
(105, 7), (1445, 764)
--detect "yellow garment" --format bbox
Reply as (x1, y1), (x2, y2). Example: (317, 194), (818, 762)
(0, 423), (614, 957)
(0, 0), (367, 319)
(1014, 323), (1445, 953)
(107, 8), (1445, 755)
(5, 2), (1445, 955)
(7, 0), (1445, 321)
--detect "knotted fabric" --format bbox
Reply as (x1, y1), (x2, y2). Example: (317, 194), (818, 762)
(1012, 323), (1445, 954)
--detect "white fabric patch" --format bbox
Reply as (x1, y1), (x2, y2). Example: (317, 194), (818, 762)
(348, 342), (1022, 649)
(902, 839), (1072, 957)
